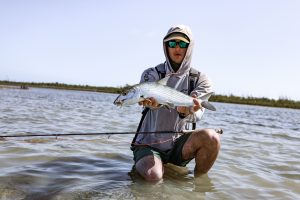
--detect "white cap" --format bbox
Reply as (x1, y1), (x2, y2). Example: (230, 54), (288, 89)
(163, 33), (190, 43)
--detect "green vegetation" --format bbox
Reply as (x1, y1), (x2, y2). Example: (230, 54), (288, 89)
(210, 94), (300, 109)
(1, 80), (300, 109)
(0, 80), (123, 93)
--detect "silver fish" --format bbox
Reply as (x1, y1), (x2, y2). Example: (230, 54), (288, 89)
(113, 77), (216, 111)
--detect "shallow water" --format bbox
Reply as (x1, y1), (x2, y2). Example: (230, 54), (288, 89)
(0, 88), (299, 199)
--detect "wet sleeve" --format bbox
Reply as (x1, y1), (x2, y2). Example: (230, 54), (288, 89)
(139, 67), (160, 84)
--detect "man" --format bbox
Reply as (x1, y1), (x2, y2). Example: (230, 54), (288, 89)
(131, 25), (220, 181)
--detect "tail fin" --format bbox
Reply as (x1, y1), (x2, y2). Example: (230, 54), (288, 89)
(199, 92), (214, 101)
(198, 92), (216, 111)
(201, 101), (216, 111)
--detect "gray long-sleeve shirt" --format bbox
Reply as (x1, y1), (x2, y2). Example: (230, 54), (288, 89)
(134, 25), (213, 151)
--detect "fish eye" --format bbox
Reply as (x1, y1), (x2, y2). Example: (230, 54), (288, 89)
(122, 91), (127, 95)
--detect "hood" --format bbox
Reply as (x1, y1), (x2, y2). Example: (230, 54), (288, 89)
(163, 24), (194, 78)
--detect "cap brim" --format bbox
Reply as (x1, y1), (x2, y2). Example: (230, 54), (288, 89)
(164, 35), (190, 43)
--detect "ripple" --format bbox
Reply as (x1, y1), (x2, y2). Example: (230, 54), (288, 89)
(1, 89), (300, 199)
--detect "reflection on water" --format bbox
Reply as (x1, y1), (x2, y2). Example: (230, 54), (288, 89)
(1, 156), (132, 199)
(0, 88), (300, 199)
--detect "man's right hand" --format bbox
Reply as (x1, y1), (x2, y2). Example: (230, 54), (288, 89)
(138, 97), (161, 109)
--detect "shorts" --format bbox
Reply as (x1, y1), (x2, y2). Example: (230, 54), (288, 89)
(133, 133), (192, 167)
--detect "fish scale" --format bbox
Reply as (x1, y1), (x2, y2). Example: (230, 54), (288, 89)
(140, 83), (193, 106)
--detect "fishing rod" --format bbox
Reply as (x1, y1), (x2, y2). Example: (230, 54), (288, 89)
(0, 128), (223, 138)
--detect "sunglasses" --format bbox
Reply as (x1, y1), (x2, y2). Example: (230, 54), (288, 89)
(167, 40), (189, 48)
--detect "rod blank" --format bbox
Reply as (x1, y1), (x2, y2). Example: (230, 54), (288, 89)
(0, 129), (223, 138)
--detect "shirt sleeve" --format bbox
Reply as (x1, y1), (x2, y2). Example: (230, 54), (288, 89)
(190, 73), (213, 97)
(190, 73), (214, 122)
(139, 67), (160, 84)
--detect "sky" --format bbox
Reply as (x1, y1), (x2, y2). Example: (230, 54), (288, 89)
(0, 0), (299, 100)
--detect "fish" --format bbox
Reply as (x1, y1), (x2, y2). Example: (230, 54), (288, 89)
(113, 76), (216, 111)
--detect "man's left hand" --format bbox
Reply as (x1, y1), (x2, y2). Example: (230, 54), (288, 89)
(177, 94), (202, 116)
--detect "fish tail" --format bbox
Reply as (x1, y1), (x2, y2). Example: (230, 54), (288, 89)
(201, 101), (216, 111)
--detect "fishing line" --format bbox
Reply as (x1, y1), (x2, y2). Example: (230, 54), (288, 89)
(0, 131), (188, 138)
(0, 129), (223, 138)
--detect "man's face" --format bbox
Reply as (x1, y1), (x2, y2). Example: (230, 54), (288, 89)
(167, 40), (188, 64)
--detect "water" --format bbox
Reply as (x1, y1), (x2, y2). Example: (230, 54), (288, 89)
(0, 88), (299, 200)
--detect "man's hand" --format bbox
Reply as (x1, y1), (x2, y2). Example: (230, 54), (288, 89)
(138, 97), (161, 109)
(177, 94), (202, 116)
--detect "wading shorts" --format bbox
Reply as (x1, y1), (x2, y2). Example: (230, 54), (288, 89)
(133, 133), (192, 167)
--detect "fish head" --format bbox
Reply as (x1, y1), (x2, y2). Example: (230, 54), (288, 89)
(113, 87), (141, 106)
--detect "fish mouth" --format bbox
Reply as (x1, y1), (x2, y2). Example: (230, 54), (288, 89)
(113, 94), (124, 106)
(113, 99), (123, 106)
(114, 101), (123, 106)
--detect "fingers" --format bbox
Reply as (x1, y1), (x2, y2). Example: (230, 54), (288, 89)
(149, 97), (159, 107)
(177, 95), (202, 116)
(177, 106), (186, 113)
(139, 99), (151, 106)
(138, 97), (159, 108)
(177, 106), (189, 117)
(192, 98), (202, 113)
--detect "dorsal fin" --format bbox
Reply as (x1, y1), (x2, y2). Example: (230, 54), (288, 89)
(157, 76), (170, 86)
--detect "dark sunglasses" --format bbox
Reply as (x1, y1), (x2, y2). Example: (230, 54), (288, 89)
(167, 40), (189, 48)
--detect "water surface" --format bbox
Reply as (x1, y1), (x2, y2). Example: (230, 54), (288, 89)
(0, 88), (299, 199)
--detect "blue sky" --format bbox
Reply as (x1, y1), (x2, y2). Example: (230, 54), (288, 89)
(1, 0), (299, 100)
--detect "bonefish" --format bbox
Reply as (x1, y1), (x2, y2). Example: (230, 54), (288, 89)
(113, 76), (216, 111)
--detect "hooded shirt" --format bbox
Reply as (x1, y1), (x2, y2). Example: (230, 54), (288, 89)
(134, 25), (213, 151)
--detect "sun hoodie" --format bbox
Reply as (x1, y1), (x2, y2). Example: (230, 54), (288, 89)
(133, 25), (213, 151)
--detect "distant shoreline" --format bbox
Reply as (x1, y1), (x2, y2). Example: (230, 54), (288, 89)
(1, 80), (299, 109)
